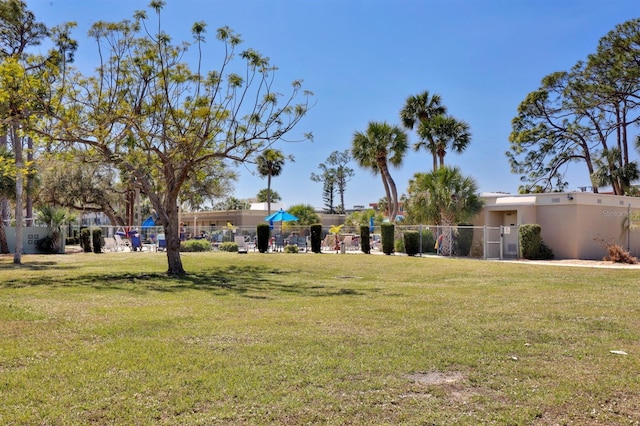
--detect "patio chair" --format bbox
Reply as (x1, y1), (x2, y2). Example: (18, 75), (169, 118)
(290, 235), (307, 251)
(157, 234), (166, 251)
(130, 234), (142, 251)
(103, 237), (117, 252)
(321, 235), (335, 252)
(274, 235), (285, 252)
(114, 234), (131, 251)
(342, 235), (354, 251)
(235, 235), (248, 254)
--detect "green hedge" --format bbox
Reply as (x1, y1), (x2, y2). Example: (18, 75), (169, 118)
(92, 228), (102, 254)
(310, 224), (323, 253)
(80, 228), (92, 253)
(218, 242), (238, 252)
(455, 224), (473, 256)
(403, 230), (419, 256)
(519, 224), (554, 260)
(381, 223), (395, 255)
(257, 223), (271, 253)
(359, 225), (371, 254)
(180, 239), (211, 252)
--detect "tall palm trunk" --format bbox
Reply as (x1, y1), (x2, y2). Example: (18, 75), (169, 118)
(430, 139), (438, 172)
(377, 157), (398, 222)
(267, 174), (272, 216)
(439, 215), (454, 257)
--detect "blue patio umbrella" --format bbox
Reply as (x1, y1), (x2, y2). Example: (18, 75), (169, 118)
(264, 209), (298, 222)
(264, 209), (298, 233)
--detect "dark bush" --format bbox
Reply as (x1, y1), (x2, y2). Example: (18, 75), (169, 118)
(92, 228), (102, 254)
(519, 224), (554, 260)
(36, 236), (56, 253)
(257, 223), (271, 253)
(359, 225), (371, 254)
(455, 224), (473, 256)
(310, 224), (323, 253)
(403, 230), (419, 256)
(381, 223), (395, 255)
(80, 228), (92, 253)
(421, 228), (436, 253)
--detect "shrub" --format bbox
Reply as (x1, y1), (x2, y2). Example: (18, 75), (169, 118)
(284, 245), (299, 253)
(594, 237), (638, 264)
(455, 224), (473, 256)
(180, 239), (211, 252)
(310, 224), (323, 253)
(35, 236), (56, 253)
(403, 230), (419, 256)
(394, 238), (405, 253)
(218, 242), (238, 252)
(519, 224), (554, 260)
(381, 223), (395, 255)
(257, 223), (271, 253)
(66, 229), (79, 245)
(421, 228), (436, 253)
(92, 228), (102, 254)
(359, 225), (371, 254)
(80, 228), (92, 253)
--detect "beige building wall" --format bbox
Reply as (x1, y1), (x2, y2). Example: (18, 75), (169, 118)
(480, 192), (640, 260)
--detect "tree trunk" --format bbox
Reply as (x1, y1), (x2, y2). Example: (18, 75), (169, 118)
(0, 134), (9, 253)
(377, 157), (398, 222)
(267, 174), (272, 216)
(13, 128), (23, 264)
(378, 171), (392, 219)
(0, 222), (8, 254)
(26, 137), (33, 226)
(162, 198), (186, 276)
(439, 218), (454, 257)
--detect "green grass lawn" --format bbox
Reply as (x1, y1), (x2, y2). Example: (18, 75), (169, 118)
(1, 251), (639, 425)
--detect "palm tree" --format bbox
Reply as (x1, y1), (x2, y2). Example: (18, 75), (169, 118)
(401, 90), (447, 171)
(352, 122), (408, 222)
(405, 166), (483, 255)
(256, 149), (292, 216)
(256, 188), (281, 203)
(417, 115), (471, 170)
(35, 205), (76, 252)
(591, 148), (639, 195)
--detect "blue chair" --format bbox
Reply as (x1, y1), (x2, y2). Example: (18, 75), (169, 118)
(130, 234), (142, 251)
(157, 234), (166, 251)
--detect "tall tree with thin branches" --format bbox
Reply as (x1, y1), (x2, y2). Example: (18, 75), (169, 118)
(0, 0), (75, 263)
(45, 2), (311, 275)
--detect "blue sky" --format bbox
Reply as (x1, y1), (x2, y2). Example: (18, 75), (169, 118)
(28, 0), (640, 209)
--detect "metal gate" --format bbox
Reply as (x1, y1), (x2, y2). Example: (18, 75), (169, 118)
(484, 226), (519, 260)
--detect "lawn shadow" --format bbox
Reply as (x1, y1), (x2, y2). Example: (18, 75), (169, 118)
(0, 260), (77, 271)
(0, 264), (373, 297)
